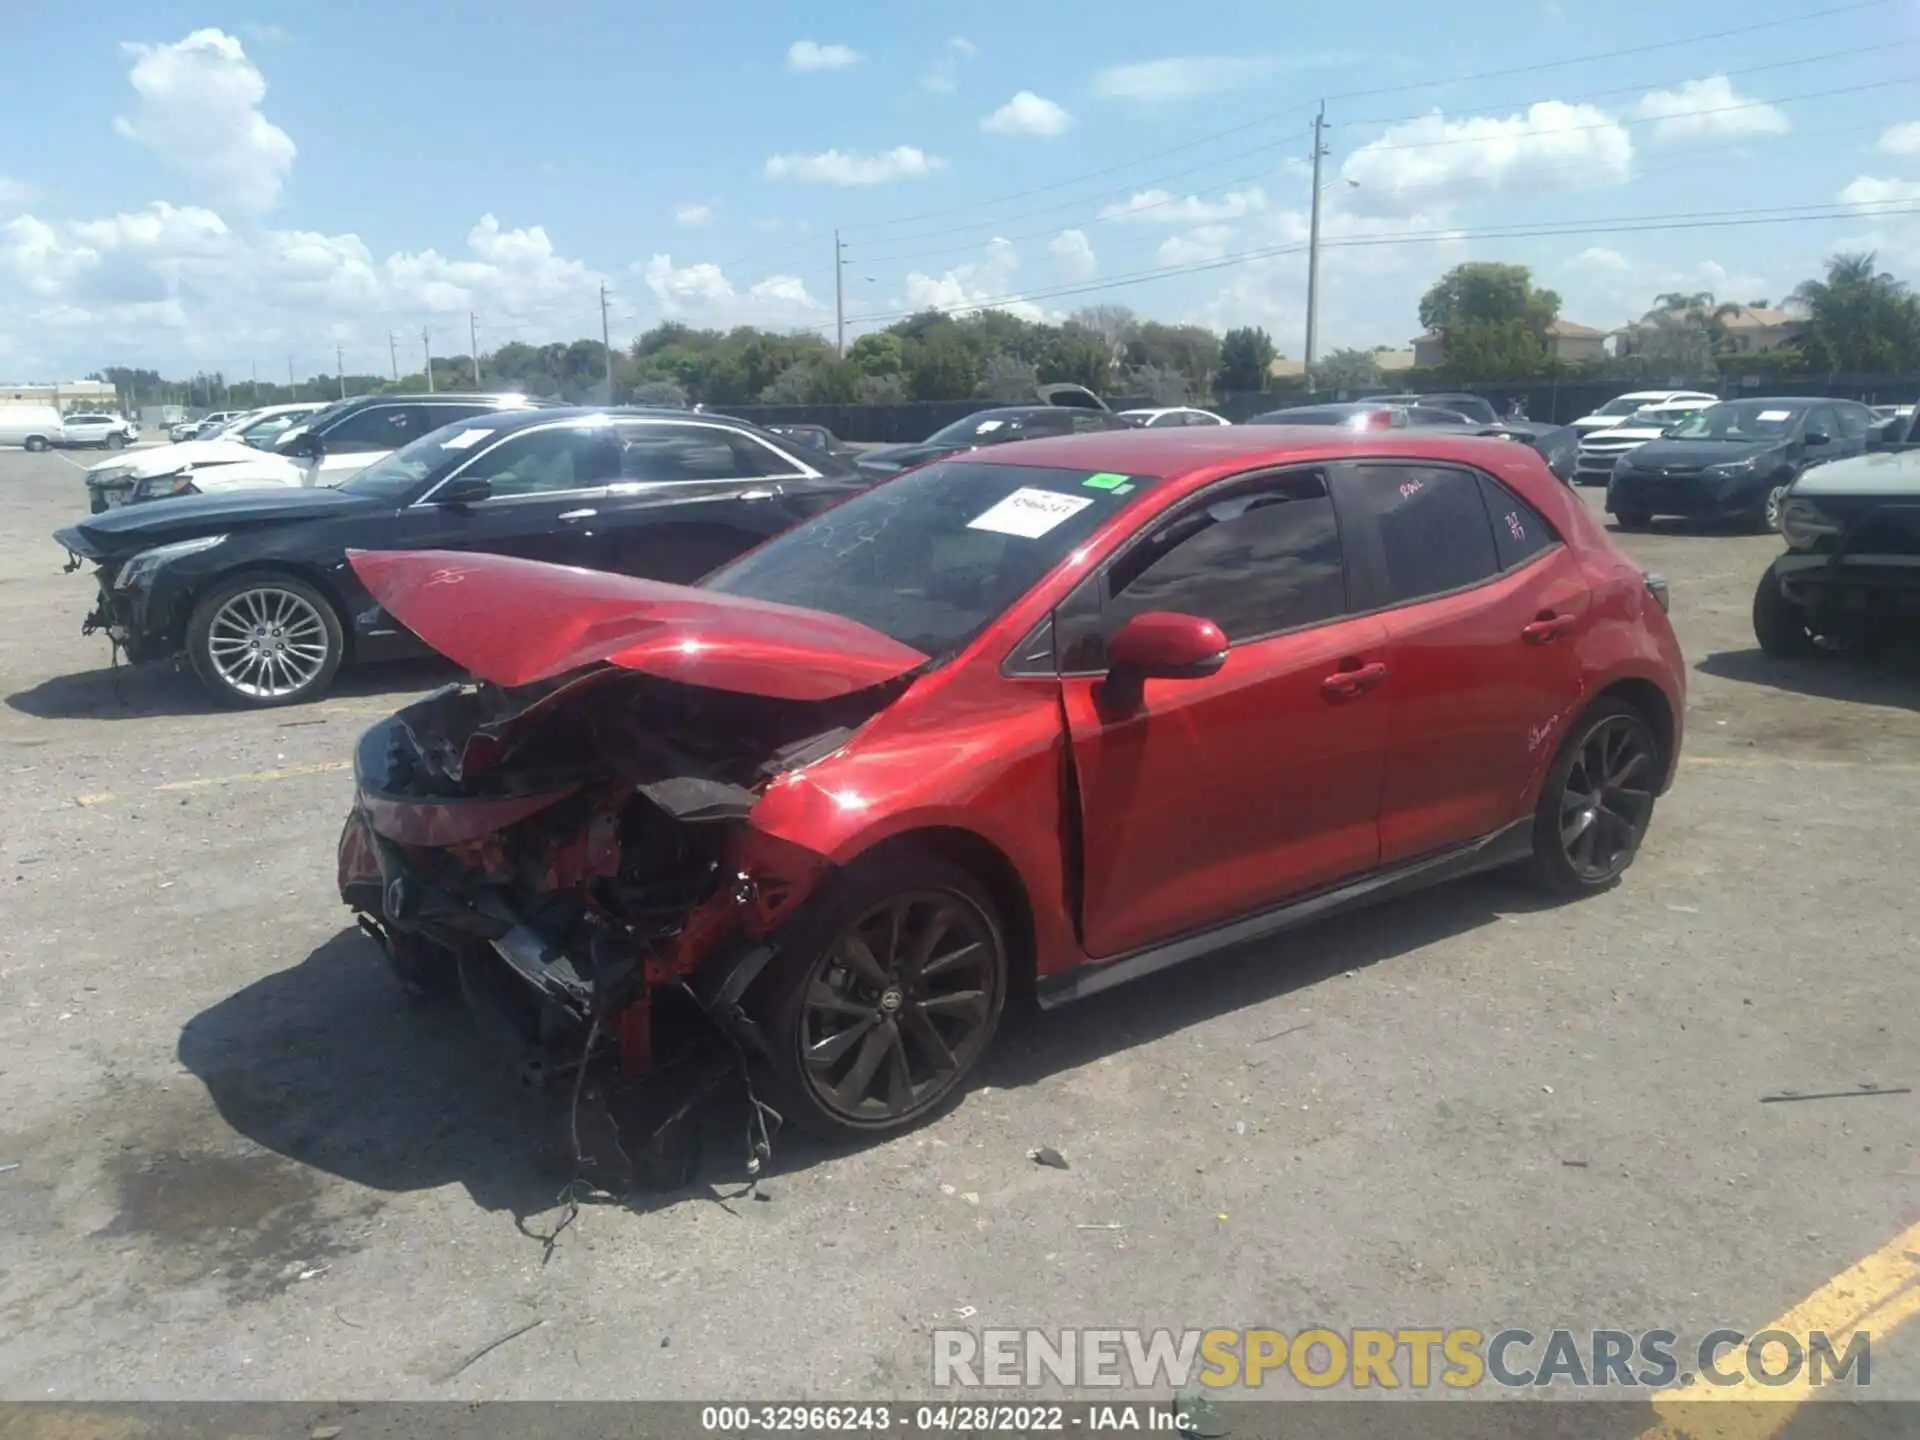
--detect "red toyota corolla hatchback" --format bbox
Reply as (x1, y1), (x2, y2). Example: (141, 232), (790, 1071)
(338, 427), (1684, 1140)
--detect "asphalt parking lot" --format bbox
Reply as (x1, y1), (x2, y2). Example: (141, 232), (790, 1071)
(0, 443), (1916, 1418)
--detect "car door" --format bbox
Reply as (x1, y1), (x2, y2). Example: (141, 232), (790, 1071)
(396, 422), (622, 569)
(591, 421), (821, 584)
(1054, 466), (1390, 958)
(1333, 459), (1592, 864)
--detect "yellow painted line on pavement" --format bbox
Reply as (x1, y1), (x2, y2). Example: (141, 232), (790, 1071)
(1642, 1217), (1920, 1440)
(73, 758), (350, 807)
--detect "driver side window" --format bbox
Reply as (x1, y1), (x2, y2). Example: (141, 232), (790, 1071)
(457, 427), (621, 497)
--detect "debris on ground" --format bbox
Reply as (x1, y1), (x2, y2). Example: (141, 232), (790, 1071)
(0, 1162), (19, 1175)
(1562, 1159), (1589, 1168)
(1760, 1084), (1911, 1104)
(1252, 1021), (1314, 1045)
(440, 1317), (547, 1382)
(1029, 1146), (1069, 1170)
(1075, 1223), (1125, 1231)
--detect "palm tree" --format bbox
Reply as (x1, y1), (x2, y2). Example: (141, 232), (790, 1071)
(1788, 252), (1920, 375)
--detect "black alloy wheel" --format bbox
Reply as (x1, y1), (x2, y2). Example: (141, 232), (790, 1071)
(751, 853), (1008, 1139)
(1530, 699), (1660, 894)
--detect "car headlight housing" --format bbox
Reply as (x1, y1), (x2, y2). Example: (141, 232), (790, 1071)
(131, 469), (199, 502)
(87, 464), (137, 488)
(1778, 499), (1843, 550)
(114, 533), (227, 590)
(1704, 456), (1762, 478)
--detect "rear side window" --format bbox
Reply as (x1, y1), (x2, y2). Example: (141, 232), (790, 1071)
(1101, 470), (1347, 644)
(1347, 464), (1500, 604)
(1477, 473), (1557, 570)
(1834, 403), (1871, 440)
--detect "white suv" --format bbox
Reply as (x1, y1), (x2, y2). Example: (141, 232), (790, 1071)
(59, 413), (137, 449)
(1571, 390), (1718, 436)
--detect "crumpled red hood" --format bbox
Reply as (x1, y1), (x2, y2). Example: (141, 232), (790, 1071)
(347, 549), (928, 700)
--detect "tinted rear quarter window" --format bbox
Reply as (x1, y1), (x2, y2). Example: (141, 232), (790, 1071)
(1477, 473), (1558, 569)
(1347, 463), (1501, 604)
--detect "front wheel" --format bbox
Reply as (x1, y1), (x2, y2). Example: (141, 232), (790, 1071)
(106, 433), (126, 450)
(1527, 698), (1662, 895)
(746, 852), (1009, 1140)
(186, 572), (345, 708)
(1752, 567), (1821, 659)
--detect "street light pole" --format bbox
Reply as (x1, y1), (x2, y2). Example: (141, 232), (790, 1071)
(422, 328), (434, 393)
(336, 343), (346, 399)
(599, 284), (614, 401)
(470, 311), (482, 388)
(835, 230), (847, 357)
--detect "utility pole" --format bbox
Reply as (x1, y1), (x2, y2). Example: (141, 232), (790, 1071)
(388, 330), (399, 382)
(1304, 102), (1328, 393)
(470, 312), (481, 388)
(336, 343), (347, 399)
(422, 328), (434, 393)
(288, 356), (296, 398)
(835, 230), (848, 356)
(250, 361), (257, 402)
(599, 283), (614, 401)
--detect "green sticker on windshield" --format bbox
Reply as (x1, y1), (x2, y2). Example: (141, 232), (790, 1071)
(1083, 472), (1130, 490)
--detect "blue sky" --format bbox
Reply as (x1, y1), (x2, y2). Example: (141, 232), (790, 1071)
(2, 0), (1917, 379)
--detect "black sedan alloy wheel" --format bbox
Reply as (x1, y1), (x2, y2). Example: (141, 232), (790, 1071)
(802, 891), (1000, 1124)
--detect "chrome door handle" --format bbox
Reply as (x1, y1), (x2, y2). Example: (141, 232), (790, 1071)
(558, 508), (597, 521)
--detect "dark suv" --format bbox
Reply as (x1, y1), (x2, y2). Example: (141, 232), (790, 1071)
(269, 392), (560, 488)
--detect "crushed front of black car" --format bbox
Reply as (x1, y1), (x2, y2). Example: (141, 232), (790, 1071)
(53, 523), (230, 664)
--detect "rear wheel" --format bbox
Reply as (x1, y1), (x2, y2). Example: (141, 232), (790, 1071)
(746, 851), (1008, 1140)
(1752, 567), (1821, 659)
(23, 435), (48, 453)
(1527, 698), (1662, 895)
(186, 572), (345, 708)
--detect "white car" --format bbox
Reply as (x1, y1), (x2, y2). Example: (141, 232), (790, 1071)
(169, 410), (245, 442)
(1571, 390), (1718, 436)
(84, 403), (333, 510)
(0, 405), (67, 451)
(59, 413), (137, 449)
(1572, 398), (1718, 484)
(1117, 406), (1231, 427)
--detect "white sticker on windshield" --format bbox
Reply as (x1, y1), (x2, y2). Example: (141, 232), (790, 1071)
(1757, 409), (1792, 422)
(968, 487), (1094, 539)
(439, 428), (494, 450)
(974, 419), (1005, 433)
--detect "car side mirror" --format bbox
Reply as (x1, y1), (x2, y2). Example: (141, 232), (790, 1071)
(278, 430), (322, 459)
(1099, 611), (1228, 711)
(1804, 429), (1831, 447)
(433, 476), (492, 506)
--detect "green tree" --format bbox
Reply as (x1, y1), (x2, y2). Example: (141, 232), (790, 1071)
(1418, 262), (1559, 378)
(905, 333), (982, 400)
(1039, 332), (1112, 393)
(1218, 326), (1276, 393)
(1316, 346), (1383, 390)
(1788, 252), (1920, 374)
(1127, 322), (1219, 395)
(847, 331), (905, 377)
(977, 352), (1039, 401)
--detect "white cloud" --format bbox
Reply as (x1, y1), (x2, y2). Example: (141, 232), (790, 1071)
(1877, 121), (1920, 156)
(980, 91), (1072, 137)
(1568, 246), (1631, 273)
(903, 237), (1046, 322)
(921, 36), (979, 94)
(763, 146), (946, 185)
(112, 29), (296, 213)
(1157, 226), (1240, 266)
(1048, 229), (1096, 279)
(1098, 186), (1268, 224)
(638, 255), (827, 329)
(1341, 101), (1633, 214)
(1632, 75), (1789, 142)
(673, 202), (714, 227)
(0, 202), (621, 375)
(0, 177), (31, 214)
(786, 40), (861, 72)
(1842, 175), (1920, 208)
(1091, 55), (1276, 103)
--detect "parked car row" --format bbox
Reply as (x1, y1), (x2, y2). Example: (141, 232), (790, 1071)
(0, 407), (138, 451)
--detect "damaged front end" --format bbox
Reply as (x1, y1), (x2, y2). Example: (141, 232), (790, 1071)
(337, 664), (898, 1182)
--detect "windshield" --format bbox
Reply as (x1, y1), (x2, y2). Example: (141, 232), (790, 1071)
(339, 417), (504, 501)
(924, 410), (1068, 445)
(236, 410), (310, 445)
(1595, 397), (1652, 417)
(703, 460), (1158, 656)
(1663, 401), (1807, 442)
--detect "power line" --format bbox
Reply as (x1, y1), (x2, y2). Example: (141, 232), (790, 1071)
(703, 0), (1894, 275)
(837, 200), (1920, 328)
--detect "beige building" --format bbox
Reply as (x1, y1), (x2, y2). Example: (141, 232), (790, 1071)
(1, 380), (119, 409)
(1411, 321), (1606, 368)
(1613, 305), (1805, 359)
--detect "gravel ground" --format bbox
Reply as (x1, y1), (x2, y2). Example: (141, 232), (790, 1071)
(0, 446), (1915, 1409)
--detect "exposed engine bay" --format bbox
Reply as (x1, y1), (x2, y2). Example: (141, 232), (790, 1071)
(338, 662), (911, 1188)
